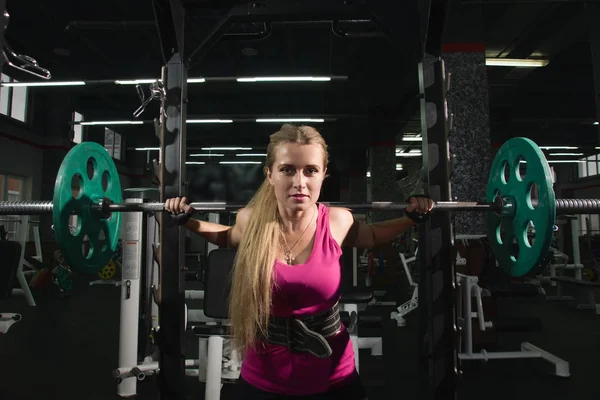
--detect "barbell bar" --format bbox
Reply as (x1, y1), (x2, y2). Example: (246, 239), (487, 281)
(0, 199), (500, 214)
(0, 138), (596, 278)
(2, 198), (600, 215)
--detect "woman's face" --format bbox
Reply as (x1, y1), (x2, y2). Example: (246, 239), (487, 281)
(266, 143), (327, 212)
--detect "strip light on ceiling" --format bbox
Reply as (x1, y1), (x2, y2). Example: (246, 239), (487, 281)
(189, 153), (224, 157)
(1, 81), (86, 87)
(202, 147), (252, 151)
(220, 161), (262, 165)
(238, 76), (331, 82)
(187, 119), (233, 123)
(236, 153), (267, 157)
(81, 121), (144, 125)
(485, 58), (549, 67)
(548, 153), (584, 156)
(539, 146), (578, 150)
(185, 161), (206, 165)
(256, 118), (325, 123)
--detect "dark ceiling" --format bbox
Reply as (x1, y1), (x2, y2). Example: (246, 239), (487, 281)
(2, 0), (600, 157)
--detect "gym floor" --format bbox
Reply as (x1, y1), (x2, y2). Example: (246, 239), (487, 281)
(1, 276), (599, 400)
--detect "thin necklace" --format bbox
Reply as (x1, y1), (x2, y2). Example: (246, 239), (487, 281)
(280, 205), (316, 265)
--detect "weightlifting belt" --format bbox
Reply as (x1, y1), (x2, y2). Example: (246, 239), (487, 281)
(265, 303), (342, 358)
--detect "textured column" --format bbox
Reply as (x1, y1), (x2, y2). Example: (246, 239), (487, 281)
(443, 45), (492, 234)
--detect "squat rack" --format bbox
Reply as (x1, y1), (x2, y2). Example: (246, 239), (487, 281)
(150, 1), (454, 400)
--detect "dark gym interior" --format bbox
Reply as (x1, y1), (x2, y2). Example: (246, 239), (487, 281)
(1, 1), (600, 400)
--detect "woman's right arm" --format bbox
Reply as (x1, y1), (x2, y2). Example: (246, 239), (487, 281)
(165, 197), (250, 248)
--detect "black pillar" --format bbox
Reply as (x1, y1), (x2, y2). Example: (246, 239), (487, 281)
(153, 1), (187, 399)
(0, 0), (6, 75)
(590, 2), (600, 142)
(417, 57), (457, 400)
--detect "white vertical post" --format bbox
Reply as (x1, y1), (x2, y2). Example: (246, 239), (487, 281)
(118, 198), (144, 398)
(207, 213), (219, 255)
(571, 218), (582, 280)
(352, 247), (358, 287)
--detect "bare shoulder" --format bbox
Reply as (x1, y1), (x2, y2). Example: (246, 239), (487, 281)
(327, 206), (355, 230)
(234, 207), (253, 230)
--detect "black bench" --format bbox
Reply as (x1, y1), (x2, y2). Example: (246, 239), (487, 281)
(192, 249), (374, 336)
(549, 276), (600, 314)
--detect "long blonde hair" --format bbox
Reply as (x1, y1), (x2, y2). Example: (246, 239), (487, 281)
(228, 124), (329, 352)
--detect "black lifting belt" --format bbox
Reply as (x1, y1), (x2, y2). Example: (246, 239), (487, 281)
(265, 303), (342, 358)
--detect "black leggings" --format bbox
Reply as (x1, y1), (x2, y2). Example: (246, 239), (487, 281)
(234, 375), (368, 400)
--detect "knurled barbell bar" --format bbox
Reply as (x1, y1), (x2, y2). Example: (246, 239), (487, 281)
(0, 138), (596, 277)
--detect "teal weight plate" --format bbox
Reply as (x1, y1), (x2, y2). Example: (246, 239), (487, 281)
(53, 142), (122, 275)
(486, 137), (556, 277)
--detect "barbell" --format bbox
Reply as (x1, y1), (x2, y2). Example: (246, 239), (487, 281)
(0, 138), (598, 276)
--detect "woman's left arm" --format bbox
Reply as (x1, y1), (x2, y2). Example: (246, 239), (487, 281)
(329, 196), (433, 249)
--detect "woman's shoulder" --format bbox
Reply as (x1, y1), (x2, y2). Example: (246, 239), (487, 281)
(325, 205), (354, 228)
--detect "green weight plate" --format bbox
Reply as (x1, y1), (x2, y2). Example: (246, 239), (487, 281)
(486, 137), (556, 277)
(53, 142), (122, 275)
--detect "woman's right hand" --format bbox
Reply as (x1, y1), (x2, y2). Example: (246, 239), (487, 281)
(165, 196), (194, 216)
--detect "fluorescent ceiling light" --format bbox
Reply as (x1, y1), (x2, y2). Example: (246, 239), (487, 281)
(135, 147), (159, 151)
(237, 76), (331, 82)
(186, 161), (206, 165)
(188, 78), (206, 83)
(190, 153), (224, 157)
(402, 137), (422, 141)
(256, 118), (325, 123)
(81, 121), (144, 125)
(485, 58), (549, 67)
(520, 160), (584, 164)
(115, 79), (157, 85)
(236, 153), (267, 157)
(548, 153), (584, 156)
(539, 146), (578, 150)
(396, 163), (403, 170)
(396, 153), (422, 157)
(202, 147), (252, 151)
(1, 81), (86, 87)
(220, 161), (262, 165)
(187, 119), (233, 123)
(594, 122), (599, 125)
(366, 171), (371, 178)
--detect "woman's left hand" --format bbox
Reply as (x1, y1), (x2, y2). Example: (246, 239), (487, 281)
(405, 195), (434, 214)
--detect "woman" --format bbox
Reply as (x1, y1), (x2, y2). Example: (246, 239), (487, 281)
(165, 124), (433, 399)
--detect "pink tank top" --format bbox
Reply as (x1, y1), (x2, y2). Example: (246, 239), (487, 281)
(240, 203), (356, 395)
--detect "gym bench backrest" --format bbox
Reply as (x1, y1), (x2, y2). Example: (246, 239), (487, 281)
(203, 248), (236, 319)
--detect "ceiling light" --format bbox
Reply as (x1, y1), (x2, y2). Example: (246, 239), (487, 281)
(236, 153), (267, 157)
(402, 137), (422, 141)
(135, 147), (159, 151)
(81, 121), (144, 125)
(485, 58), (549, 67)
(256, 118), (325, 123)
(201, 147), (252, 151)
(115, 79), (158, 85)
(520, 160), (584, 164)
(548, 153), (584, 156)
(1, 81), (86, 87)
(186, 161), (206, 165)
(539, 146), (578, 150)
(594, 122), (599, 125)
(189, 153), (224, 157)
(187, 119), (233, 123)
(396, 163), (403, 170)
(366, 171), (371, 178)
(219, 161), (262, 165)
(238, 76), (331, 82)
(396, 153), (422, 157)
(188, 78), (206, 83)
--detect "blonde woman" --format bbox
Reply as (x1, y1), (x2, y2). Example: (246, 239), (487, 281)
(165, 124), (433, 399)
